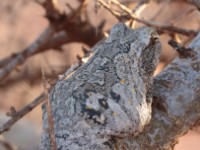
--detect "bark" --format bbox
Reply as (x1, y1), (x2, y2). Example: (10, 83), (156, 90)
(124, 32), (200, 149)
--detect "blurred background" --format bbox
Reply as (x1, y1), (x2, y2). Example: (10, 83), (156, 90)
(0, 0), (200, 149)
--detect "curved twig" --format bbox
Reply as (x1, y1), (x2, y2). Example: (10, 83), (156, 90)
(0, 93), (45, 134)
(98, 0), (198, 36)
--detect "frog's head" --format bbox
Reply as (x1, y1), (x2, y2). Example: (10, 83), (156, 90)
(133, 27), (161, 76)
(107, 23), (161, 76)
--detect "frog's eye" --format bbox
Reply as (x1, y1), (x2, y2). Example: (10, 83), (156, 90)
(154, 37), (159, 42)
(151, 36), (159, 45)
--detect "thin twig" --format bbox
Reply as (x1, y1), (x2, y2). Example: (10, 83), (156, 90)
(98, 0), (125, 20)
(0, 24), (103, 83)
(0, 31), (66, 69)
(0, 93), (45, 135)
(41, 67), (57, 150)
(109, 0), (197, 35)
(0, 0), (102, 138)
(98, 0), (198, 36)
(110, 0), (149, 27)
(0, 27), (55, 83)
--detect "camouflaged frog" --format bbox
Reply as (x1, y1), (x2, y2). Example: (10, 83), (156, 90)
(40, 23), (161, 150)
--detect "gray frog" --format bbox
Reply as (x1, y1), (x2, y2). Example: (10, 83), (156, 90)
(40, 23), (161, 150)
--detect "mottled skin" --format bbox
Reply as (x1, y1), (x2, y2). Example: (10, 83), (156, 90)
(40, 23), (161, 150)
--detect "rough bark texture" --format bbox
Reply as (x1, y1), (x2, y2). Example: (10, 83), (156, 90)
(40, 23), (161, 150)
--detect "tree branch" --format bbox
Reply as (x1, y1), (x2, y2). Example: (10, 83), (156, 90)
(0, 27), (55, 83)
(98, 0), (198, 36)
(0, 93), (45, 135)
(42, 67), (57, 150)
(122, 31), (200, 149)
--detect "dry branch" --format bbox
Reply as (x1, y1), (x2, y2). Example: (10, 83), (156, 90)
(0, 27), (55, 82)
(98, 0), (198, 36)
(0, 22), (104, 83)
(0, 93), (45, 135)
(110, 0), (149, 27)
(42, 67), (57, 150)
(121, 32), (200, 149)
